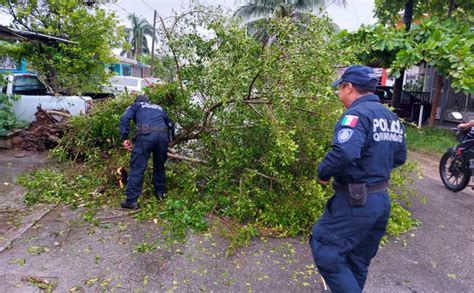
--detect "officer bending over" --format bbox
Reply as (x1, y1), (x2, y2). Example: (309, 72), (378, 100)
(310, 65), (407, 293)
(119, 95), (175, 209)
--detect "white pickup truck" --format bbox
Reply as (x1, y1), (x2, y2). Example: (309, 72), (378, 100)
(1, 73), (92, 123)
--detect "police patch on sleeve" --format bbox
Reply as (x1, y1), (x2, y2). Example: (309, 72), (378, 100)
(337, 128), (354, 143)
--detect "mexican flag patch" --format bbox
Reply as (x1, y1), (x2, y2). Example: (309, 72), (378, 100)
(341, 115), (359, 128)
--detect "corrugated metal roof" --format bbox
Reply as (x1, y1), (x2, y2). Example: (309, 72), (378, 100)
(0, 25), (76, 44)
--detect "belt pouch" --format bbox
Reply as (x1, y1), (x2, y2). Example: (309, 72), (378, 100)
(139, 124), (150, 134)
(347, 183), (368, 206)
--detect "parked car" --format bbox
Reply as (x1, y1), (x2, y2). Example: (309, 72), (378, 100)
(144, 77), (164, 86)
(102, 76), (147, 96)
(1, 73), (92, 123)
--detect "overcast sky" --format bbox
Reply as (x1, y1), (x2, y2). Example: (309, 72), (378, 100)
(107, 0), (375, 31)
(1, 0), (376, 31)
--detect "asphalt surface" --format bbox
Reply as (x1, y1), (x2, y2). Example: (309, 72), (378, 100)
(364, 154), (474, 293)
(0, 149), (473, 292)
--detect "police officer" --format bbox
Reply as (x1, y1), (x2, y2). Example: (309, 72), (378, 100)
(309, 65), (407, 292)
(119, 95), (175, 209)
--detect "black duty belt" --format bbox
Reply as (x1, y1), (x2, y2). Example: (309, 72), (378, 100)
(136, 124), (168, 133)
(332, 181), (388, 194)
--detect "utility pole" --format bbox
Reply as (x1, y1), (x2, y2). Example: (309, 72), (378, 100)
(151, 9), (157, 77)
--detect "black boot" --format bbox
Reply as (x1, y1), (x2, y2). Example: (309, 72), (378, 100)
(155, 193), (165, 201)
(120, 199), (138, 209)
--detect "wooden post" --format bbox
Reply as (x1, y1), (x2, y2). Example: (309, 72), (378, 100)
(429, 74), (444, 127)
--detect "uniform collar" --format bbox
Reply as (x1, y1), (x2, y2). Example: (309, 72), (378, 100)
(348, 94), (380, 109)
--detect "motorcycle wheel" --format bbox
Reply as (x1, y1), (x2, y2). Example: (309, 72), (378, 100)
(439, 151), (470, 192)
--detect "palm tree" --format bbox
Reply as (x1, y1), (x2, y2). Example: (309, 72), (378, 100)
(234, 0), (344, 22)
(234, 0), (345, 42)
(121, 13), (153, 59)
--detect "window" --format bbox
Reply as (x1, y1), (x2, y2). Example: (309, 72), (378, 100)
(122, 66), (130, 76)
(12, 75), (47, 95)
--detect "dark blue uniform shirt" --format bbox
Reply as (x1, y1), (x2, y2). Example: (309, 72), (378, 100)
(119, 102), (173, 141)
(318, 94), (407, 185)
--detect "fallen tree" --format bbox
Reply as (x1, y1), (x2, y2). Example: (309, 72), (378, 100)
(19, 7), (420, 244)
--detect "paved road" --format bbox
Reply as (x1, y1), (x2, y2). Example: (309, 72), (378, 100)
(365, 154), (474, 293)
(0, 149), (473, 292)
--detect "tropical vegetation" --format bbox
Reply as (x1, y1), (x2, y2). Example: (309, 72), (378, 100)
(0, 0), (125, 94)
(0, 72), (27, 136)
(121, 13), (153, 59)
(233, 0), (345, 40)
(342, 0), (474, 126)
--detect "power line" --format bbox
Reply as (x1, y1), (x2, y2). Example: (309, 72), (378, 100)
(140, 0), (155, 11)
(112, 1), (153, 24)
(140, 0), (166, 24)
(350, 0), (361, 23)
(112, 2), (131, 15)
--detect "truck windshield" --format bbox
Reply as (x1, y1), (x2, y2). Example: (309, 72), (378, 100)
(13, 75), (47, 95)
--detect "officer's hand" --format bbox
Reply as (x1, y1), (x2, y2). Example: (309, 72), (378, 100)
(458, 123), (469, 130)
(122, 139), (133, 151)
(319, 179), (330, 185)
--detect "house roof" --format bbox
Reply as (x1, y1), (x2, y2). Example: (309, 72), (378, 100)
(116, 55), (151, 68)
(0, 25), (76, 44)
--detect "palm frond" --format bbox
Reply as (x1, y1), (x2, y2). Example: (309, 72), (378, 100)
(233, 3), (275, 22)
(292, 0), (327, 11)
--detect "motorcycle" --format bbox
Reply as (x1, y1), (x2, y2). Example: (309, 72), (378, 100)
(439, 112), (474, 192)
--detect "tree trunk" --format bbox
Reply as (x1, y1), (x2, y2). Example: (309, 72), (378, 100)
(448, 0), (455, 16)
(429, 74), (444, 127)
(403, 0), (414, 31)
(392, 74), (403, 109)
(391, 0), (414, 109)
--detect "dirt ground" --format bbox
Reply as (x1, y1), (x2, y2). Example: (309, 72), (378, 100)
(0, 149), (472, 292)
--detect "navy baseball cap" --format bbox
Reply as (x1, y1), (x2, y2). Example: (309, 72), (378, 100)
(331, 65), (378, 90)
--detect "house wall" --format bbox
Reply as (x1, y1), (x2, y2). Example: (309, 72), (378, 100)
(131, 66), (141, 78)
(0, 57), (29, 73)
(109, 62), (150, 78)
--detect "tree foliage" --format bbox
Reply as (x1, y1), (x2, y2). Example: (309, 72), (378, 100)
(0, 0), (125, 94)
(374, 0), (474, 25)
(0, 73), (27, 135)
(121, 13), (153, 59)
(233, 0), (330, 22)
(340, 15), (474, 92)
(139, 54), (177, 82)
(233, 0), (345, 41)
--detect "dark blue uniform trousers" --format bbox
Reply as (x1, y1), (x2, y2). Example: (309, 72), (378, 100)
(310, 191), (391, 293)
(126, 135), (168, 202)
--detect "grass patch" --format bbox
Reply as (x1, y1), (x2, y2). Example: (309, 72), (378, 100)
(405, 125), (457, 155)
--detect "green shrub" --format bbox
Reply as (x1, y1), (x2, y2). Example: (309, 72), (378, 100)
(405, 125), (457, 155)
(0, 73), (27, 135)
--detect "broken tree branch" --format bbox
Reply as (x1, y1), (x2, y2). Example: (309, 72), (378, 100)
(167, 152), (207, 164)
(45, 110), (71, 118)
(245, 168), (278, 181)
(159, 16), (185, 97)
